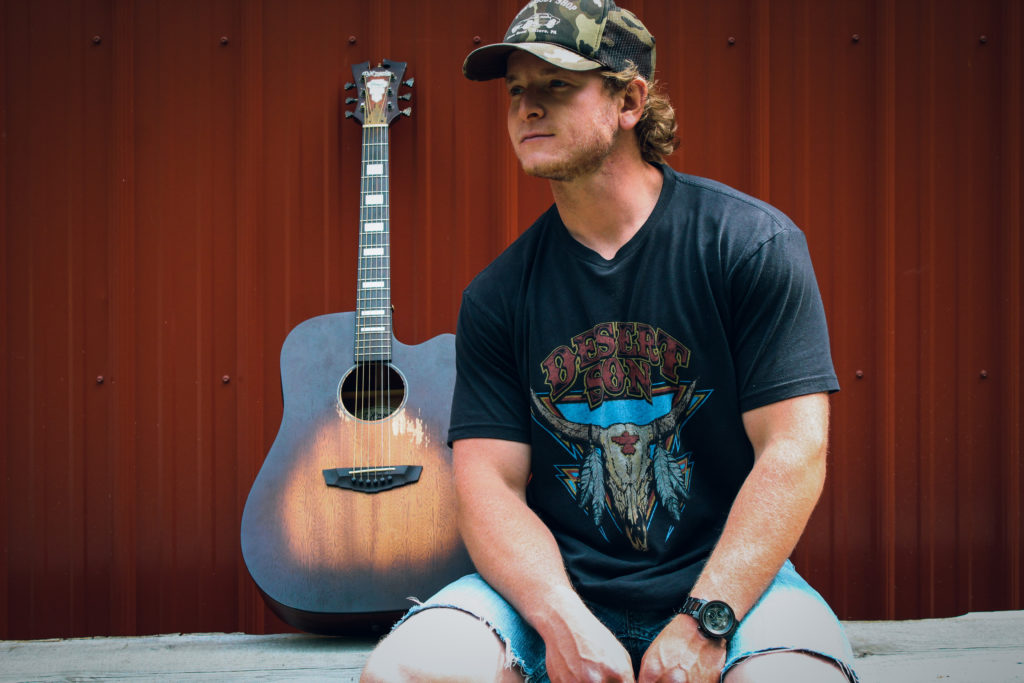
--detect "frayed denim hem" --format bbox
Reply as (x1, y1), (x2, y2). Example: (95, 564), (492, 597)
(393, 599), (542, 681)
(721, 646), (860, 683)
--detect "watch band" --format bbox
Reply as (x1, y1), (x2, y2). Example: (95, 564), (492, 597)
(679, 596), (705, 616)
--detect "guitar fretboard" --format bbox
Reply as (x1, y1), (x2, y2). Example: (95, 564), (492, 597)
(356, 122), (392, 362)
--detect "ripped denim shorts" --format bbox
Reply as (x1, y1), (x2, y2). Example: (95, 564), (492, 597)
(392, 559), (859, 682)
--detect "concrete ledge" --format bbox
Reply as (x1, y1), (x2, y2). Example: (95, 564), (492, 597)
(0, 632), (377, 682)
(1, 611), (1021, 682)
(844, 611), (1024, 682)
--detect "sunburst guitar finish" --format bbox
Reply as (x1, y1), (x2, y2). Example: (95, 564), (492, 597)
(241, 60), (472, 634)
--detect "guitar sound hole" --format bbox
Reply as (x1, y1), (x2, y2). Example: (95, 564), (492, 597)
(339, 362), (406, 421)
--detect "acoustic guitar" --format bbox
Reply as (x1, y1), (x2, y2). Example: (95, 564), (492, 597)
(241, 60), (472, 635)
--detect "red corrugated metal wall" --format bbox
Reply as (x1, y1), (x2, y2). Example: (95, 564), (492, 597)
(1, 0), (1021, 638)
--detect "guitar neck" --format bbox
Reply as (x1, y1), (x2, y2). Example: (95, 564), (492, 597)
(356, 122), (392, 363)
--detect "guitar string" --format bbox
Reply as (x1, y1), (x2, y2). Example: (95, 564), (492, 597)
(380, 121), (392, 482)
(374, 121), (382, 484)
(361, 119), (390, 484)
(361, 120), (374, 481)
(380, 121), (387, 485)
(368, 120), (372, 483)
(374, 122), (383, 484)
(356, 88), (400, 486)
(356, 121), (363, 480)
(368, 121), (375, 481)
(368, 121), (375, 480)
(358, 121), (367, 481)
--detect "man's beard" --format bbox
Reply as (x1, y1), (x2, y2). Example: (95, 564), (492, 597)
(520, 122), (620, 182)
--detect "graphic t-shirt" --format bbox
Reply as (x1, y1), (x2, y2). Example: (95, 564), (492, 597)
(447, 165), (839, 610)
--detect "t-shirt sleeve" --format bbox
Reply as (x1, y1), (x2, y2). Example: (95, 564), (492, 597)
(446, 288), (532, 445)
(729, 227), (839, 413)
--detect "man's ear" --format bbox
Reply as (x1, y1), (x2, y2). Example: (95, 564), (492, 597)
(619, 78), (649, 131)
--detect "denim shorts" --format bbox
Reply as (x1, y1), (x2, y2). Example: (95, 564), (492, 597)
(396, 559), (859, 682)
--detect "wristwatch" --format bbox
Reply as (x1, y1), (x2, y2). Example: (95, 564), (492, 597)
(677, 596), (738, 641)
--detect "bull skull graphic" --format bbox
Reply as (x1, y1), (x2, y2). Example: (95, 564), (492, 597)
(530, 381), (698, 551)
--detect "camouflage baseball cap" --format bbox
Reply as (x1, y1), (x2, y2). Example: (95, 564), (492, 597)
(463, 0), (656, 81)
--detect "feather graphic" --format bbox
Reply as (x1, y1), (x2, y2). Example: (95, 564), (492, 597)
(652, 444), (688, 521)
(577, 447), (605, 525)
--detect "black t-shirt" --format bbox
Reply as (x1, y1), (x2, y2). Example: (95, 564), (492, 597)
(447, 165), (839, 610)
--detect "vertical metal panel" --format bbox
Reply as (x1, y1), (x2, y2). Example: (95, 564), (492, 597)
(1, 0), (1021, 638)
(1003, 0), (1022, 614)
(0, 0), (7, 643)
(879, 0), (1020, 619)
(108, 0), (137, 636)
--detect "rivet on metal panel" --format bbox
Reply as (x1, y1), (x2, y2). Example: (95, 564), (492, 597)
(727, 36), (736, 46)
(348, 35), (357, 45)
(855, 370), (864, 379)
(980, 370), (989, 379)
(96, 375), (105, 385)
(91, 35), (102, 45)
(979, 35), (989, 44)
(222, 375), (231, 384)
(220, 36), (230, 46)
(852, 34), (861, 43)
(473, 36), (482, 44)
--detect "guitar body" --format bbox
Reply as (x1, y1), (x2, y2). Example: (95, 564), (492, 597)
(241, 312), (472, 634)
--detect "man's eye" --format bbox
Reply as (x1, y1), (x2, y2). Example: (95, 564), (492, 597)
(508, 86), (524, 96)
(550, 80), (568, 88)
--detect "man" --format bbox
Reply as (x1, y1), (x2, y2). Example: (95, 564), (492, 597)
(362, 1), (859, 681)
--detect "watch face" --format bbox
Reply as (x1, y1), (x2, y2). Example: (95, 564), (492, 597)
(700, 600), (736, 637)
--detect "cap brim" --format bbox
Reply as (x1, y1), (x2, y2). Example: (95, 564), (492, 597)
(463, 42), (603, 81)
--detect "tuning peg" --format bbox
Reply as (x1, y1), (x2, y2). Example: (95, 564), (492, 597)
(345, 111), (356, 118)
(345, 97), (358, 104)
(398, 93), (411, 101)
(401, 107), (412, 117)
(403, 78), (414, 87)
(344, 82), (356, 90)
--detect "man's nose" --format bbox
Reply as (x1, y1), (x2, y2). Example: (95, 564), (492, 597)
(516, 91), (544, 120)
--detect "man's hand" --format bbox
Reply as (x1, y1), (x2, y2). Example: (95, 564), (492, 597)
(542, 601), (636, 683)
(637, 615), (726, 683)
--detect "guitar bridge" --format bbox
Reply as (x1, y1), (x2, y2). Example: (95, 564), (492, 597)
(322, 465), (422, 493)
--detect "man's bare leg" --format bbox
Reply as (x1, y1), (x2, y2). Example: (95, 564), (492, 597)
(360, 607), (524, 683)
(726, 650), (852, 682)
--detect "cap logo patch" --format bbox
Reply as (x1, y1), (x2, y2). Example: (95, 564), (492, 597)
(508, 13), (561, 38)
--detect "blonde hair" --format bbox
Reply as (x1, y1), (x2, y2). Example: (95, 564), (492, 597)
(603, 64), (679, 164)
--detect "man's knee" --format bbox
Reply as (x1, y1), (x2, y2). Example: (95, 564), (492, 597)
(360, 607), (521, 683)
(724, 650), (853, 683)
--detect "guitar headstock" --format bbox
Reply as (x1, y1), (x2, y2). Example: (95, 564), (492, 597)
(345, 59), (413, 126)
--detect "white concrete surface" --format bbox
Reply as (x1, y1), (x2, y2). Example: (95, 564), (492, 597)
(0, 611), (1021, 682)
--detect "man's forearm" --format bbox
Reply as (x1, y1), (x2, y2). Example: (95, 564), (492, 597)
(453, 439), (641, 681)
(452, 439), (588, 635)
(689, 393), (830, 620)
